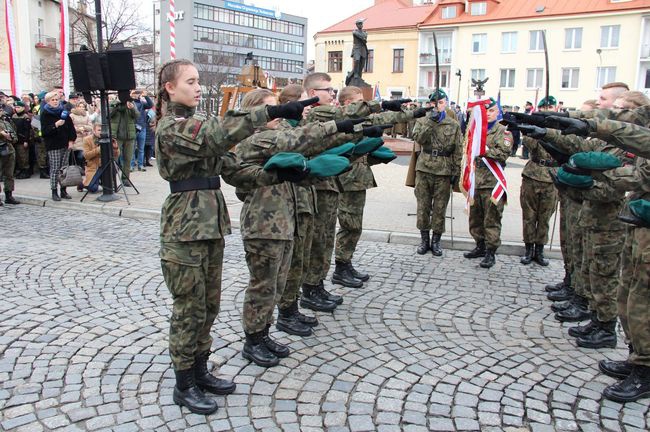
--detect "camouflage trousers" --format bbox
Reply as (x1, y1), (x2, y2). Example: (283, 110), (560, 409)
(278, 212), (314, 310)
(520, 177), (558, 245)
(617, 226), (634, 343)
(35, 138), (48, 169)
(581, 229), (624, 322)
(468, 188), (505, 250)
(14, 141), (30, 171)
(335, 190), (366, 263)
(160, 239), (224, 371)
(0, 143), (16, 193)
(242, 239), (293, 334)
(570, 226), (587, 299)
(304, 190), (339, 285)
(414, 171), (451, 234)
(560, 195), (583, 288)
(626, 226), (650, 367)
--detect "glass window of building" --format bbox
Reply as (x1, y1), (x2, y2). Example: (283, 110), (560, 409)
(596, 67), (617, 88)
(561, 68), (580, 89)
(500, 69), (516, 88)
(393, 49), (404, 73)
(364, 49), (374, 73)
(526, 68), (543, 88)
(328, 51), (343, 72)
(472, 34), (487, 54)
(565, 28), (583, 50)
(529, 30), (545, 51)
(600, 25), (620, 48)
(501, 32), (517, 53)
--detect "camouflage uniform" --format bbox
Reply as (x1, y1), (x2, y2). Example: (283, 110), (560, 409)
(303, 100), (382, 285)
(0, 117), (17, 195)
(235, 119), (342, 334)
(468, 122), (512, 250)
(156, 102), (278, 371)
(412, 112), (462, 235)
(12, 112), (31, 173)
(519, 137), (558, 245)
(32, 104), (48, 171)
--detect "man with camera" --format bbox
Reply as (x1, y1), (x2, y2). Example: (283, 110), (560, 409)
(0, 111), (20, 205)
(131, 90), (153, 172)
(109, 93), (139, 186)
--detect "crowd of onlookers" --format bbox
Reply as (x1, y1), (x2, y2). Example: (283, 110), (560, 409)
(0, 87), (157, 201)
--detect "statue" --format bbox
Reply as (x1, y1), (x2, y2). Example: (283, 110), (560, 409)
(346, 19), (370, 87)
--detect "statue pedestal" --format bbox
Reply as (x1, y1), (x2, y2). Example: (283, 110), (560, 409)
(346, 76), (373, 101)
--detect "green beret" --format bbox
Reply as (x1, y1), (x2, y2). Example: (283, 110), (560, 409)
(485, 97), (497, 108)
(322, 143), (355, 156)
(429, 89), (447, 101)
(353, 137), (384, 155)
(15, 101), (25, 107)
(569, 151), (621, 171)
(556, 166), (593, 189)
(538, 96), (557, 108)
(629, 199), (650, 225)
(370, 145), (396, 161)
(307, 154), (351, 177)
(263, 152), (307, 171)
(37, 91), (47, 100)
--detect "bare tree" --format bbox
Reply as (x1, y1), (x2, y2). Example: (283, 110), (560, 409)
(74, 0), (148, 51)
(195, 50), (241, 116)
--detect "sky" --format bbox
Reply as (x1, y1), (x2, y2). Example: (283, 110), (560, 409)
(139, 0), (375, 61)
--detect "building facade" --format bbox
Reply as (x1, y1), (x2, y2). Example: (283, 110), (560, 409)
(158, 0), (308, 93)
(315, 0), (650, 108)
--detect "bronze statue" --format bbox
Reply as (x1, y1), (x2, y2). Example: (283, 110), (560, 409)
(346, 19), (369, 86)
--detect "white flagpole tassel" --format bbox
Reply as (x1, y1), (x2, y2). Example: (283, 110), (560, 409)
(169, 0), (176, 59)
(5, 0), (22, 96)
(60, 0), (70, 97)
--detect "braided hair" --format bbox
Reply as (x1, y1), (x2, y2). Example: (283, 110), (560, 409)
(155, 58), (194, 126)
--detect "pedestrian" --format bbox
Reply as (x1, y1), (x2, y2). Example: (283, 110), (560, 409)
(83, 122), (120, 193)
(11, 101), (32, 179)
(40, 91), (77, 201)
(70, 100), (93, 191)
(109, 95), (138, 186)
(144, 107), (156, 166)
(130, 89), (153, 172)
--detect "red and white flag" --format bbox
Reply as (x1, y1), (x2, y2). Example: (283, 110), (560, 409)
(5, 0), (22, 96)
(461, 98), (490, 206)
(60, 0), (70, 97)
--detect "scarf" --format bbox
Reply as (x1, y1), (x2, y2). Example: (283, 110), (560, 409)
(43, 102), (65, 117)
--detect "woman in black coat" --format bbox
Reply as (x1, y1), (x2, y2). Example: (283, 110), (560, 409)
(40, 91), (77, 201)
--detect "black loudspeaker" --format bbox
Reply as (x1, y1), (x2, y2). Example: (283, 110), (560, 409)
(106, 49), (136, 91)
(68, 51), (93, 92)
(68, 48), (136, 92)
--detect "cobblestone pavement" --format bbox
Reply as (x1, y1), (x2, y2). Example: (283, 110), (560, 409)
(0, 205), (647, 432)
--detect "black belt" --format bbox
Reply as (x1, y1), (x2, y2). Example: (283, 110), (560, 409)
(169, 176), (221, 193)
(532, 157), (559, 167)
(425, 149), (452, 157)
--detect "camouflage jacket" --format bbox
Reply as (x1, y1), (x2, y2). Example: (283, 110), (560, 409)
(412, 114), (462, 177)
(521, 137), (557, 183)
(0, 117), (17, 145)
(570, 105), (650, 127)
(277, 119), (317, 215)
(235, 120), (342, 240)
(156, 102), (277, 242)
(306, 100), (382, 192)
(474, 122), (511, 190)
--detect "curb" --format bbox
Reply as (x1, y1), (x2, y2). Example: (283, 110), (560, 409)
(14, 194), (563, 260)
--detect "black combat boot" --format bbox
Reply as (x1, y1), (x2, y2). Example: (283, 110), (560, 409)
(348, 263), (369, 282)
(550, 300), (572, 312)
(293, 300), (318, 327)
(4, 192), (19, 205)
(479, 249), (496, 268)
(431, 233), (443, 257)
(533, 244), (549, 266)
(547, 285), (574, 302)
(599, 360), (634, 379)
(554, 295), (591, 322)
(60, 187), (72, 199)
(242, 330), (279, 367)
(193, 351), (236, 395)
(568, 312), (598, 337)
(173, 368), (218, 415)
(332, 260), (363, 288)
(603, 365), (650, 403)
(520, 243), (534, 265)
(545, 271), (570, 292)
(40, 168), (50, 179)
(15, 170), (30, 179)
(464, 240), (486, 259)
(317, 281), (343, 305)
(262, 325), (290, 358)
(417, 230), (430, 255)
(576, 319), (617, 349)
(51, 188), (61, 201)
(300, 283), (337, 312)
(276, 303), (312, 337)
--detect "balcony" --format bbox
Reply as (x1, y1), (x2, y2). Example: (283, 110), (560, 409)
(34, 34), (57, 50)
(419, 53), (451, 65)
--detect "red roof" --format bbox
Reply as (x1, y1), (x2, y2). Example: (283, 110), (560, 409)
(316, 0), (436, 34)
(422, 0), (650, 26)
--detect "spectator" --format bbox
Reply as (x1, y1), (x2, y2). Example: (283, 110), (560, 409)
(70, 100), (93, 191)
(11, 101), (32, 179)
(40, 91), (77, 201)
(83, 122), (120, 193)
(130, 89), (153, 172)
(144, 107), (156, 167)
(109, 96), (138, 186)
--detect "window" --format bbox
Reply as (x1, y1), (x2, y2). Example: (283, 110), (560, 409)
(596, 67), (617, 87)
(440, 70), (449, 88)
(364, 49), (374, 73)
(471, 69), (486, 81)
(529, 30), (545, 51)
(328, 51), (342, 72)
(501, 32), (517, 53)
(645, 70), (650, 88)
(565, 28), (582, 50)
(526, 68), (543, 88)
(561, 68), (580, 89)
(442, 6), (456, 19)
(500, 69), (515, 88)
(600, 25), (620, 48)
(472, 33), (487, 54)
(393, 49), (404, 73)
(470, 2), (487, 16)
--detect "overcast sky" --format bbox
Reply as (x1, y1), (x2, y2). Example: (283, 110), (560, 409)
(140, 0), (374, 60)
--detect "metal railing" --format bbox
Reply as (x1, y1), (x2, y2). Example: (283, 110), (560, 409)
(419, 53), (451, 64)
(34, 34), (57, 50)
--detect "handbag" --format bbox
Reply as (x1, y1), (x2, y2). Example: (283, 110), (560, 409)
(58, 150), (84, 187)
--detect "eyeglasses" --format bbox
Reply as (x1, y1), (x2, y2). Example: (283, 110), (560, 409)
(313, 87), (335, 94)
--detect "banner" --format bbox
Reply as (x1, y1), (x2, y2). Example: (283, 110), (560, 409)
(460, 98), (490, 207)
(5, 0), (21, 96)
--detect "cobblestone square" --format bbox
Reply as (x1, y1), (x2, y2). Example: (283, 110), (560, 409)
(0, 205), (647, 431)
